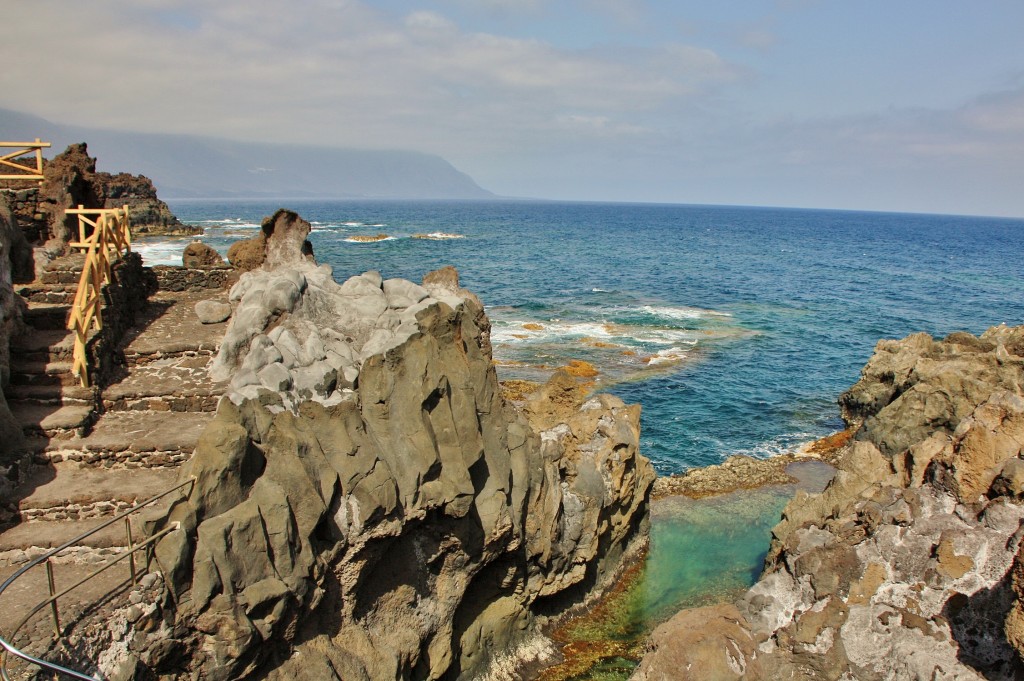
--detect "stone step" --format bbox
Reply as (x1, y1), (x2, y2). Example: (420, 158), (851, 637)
(9, 402), (96, 439)
(102, 355), (225, 413)
(16, 283), (78, 305)
(35, 410), (214, 469)
(10, 464), (181, 524)
(9, 361), (79, 387)
(121, 290), (225, 365)
(0, 517), (130, 552)
(10, 328), (76, 363)
(3, 382), (96, 408)
(21, 302), (71, 330)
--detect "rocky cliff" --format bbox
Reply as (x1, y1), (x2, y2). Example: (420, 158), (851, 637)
(91, 210), (653, 680)
(634, 326), (1024, 680)
(10, 143), (197, 259)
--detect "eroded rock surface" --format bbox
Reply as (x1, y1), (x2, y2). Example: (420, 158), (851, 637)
(635, 326), (1024, 681)
(93, 225), (653, 680)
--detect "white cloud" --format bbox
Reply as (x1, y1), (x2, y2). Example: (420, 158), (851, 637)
(0, 0), (738, 158)
(959, 88), (1024, 133)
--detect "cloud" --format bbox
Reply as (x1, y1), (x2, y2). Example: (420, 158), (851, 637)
(0, 0), (738, 159)
(959, 88), (1024, 133)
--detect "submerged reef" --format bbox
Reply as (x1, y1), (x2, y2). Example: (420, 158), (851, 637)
(86, 210), (654, 680)
(634, 325), (1024, 680)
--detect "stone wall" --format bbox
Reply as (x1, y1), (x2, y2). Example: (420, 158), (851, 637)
(0, 187), (47, 245)
(152, 265), (236, 292)
(90, 252), (157, 387)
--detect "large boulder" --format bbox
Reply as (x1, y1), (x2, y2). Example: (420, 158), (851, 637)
(183, 242), (225, 268)
(226, 209), (314, 272)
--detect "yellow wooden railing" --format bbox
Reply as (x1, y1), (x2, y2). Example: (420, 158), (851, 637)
(0, 139), (50, 182)
(65, 205), (132, 387)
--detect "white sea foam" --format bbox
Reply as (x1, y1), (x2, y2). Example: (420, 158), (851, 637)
(641, 304), (731, 321)
(134, 241), (194, 266)
(644, 346), (690, 365)
(199, 219), (259, 228)
(413, 232), (465, 240)
(343, 236), (397, 243)
(732, 432), (820, 459)
(490, 318), (702, 349)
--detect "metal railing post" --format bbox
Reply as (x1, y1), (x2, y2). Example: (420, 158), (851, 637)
(45, 560), (60, 639)
(125, 518), (137, 585)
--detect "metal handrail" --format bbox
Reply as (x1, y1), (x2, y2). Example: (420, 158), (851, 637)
(0, 477), (195, 681)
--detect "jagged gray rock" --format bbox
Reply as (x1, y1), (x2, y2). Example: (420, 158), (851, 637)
(103, 227), (654, 681)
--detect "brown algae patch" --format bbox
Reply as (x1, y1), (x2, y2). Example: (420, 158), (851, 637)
(501, 379), (542, 402)
(563, 359), (599, 378)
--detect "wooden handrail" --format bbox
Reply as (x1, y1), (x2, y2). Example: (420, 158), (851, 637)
(65, 205), (132, 387)
(0, 139), (50, 182)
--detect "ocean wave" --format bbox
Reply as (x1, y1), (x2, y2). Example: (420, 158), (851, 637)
(644, 346), (690, 365)
(198, 219), (260, 228)
(490, 318), (704, 349)
(412, 232), (465, 240)
(344, 235), (397, 243)
(730, 431), (822, 459)
(640, 304), (732, 321)
(134, 242), (194, 266)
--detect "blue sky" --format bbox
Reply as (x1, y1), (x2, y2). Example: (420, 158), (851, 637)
(3, 1), (1023, 216)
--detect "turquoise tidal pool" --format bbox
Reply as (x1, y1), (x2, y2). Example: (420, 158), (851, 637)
(537, 461), (836, 681)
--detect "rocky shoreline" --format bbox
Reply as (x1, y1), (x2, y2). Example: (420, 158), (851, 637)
(633, 325), (1024, 680)
(5, 172), (1024, 680)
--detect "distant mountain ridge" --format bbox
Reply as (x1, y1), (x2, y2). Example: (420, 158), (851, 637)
(0, 108), (494, 200)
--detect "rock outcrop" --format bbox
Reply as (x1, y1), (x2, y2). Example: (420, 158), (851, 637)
(27, 143), (197, 258)
(183, 242), (225, 269)
(634, 326), (1024, 680)
(91, 211), (653, 680)
(225, 209), (314, 272)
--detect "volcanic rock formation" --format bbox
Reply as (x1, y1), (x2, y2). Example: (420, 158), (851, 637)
(87, 210), (654, 680)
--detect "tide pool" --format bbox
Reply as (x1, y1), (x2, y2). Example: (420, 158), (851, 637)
(537, 461), (836, 681)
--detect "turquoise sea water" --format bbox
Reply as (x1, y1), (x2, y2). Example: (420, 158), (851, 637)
(540, 461), (836, 680)
(154, 199), (1024, 473)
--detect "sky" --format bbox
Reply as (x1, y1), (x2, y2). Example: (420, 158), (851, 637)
(3, 1), (1024, 216)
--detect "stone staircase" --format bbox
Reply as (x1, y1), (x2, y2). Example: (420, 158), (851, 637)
(0, 255), (231, 663)
(7, 255), (98, 442)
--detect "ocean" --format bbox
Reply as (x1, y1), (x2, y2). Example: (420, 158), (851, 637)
(149, 199), (1024, 475)
(143, 199), (1024, 678)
